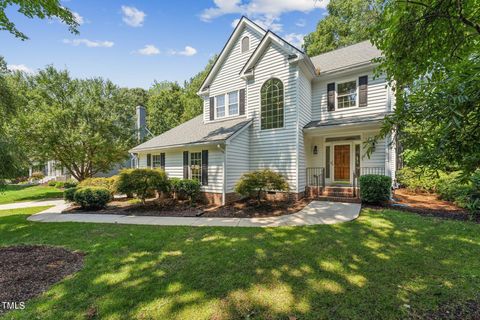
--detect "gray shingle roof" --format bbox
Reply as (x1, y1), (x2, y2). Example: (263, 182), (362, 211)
(309, 41), (382, 73)
(304, 113), (389, 129)
(130, 115), (252, 152)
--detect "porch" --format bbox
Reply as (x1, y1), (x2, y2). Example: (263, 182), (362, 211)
(303, 120), (394, 199)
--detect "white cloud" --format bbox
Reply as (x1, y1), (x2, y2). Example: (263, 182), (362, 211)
(296, 18), (306, 27)
(7, 64), (33, 74)
(283, 33), (305, 49)
(169, 46), (198, 56)
(63, 39), (114, 48)
(72, 11), (85, 25)
(136, 44), (160, 56)
(201, 0), (328, 31)
(121, 6), (146, 27)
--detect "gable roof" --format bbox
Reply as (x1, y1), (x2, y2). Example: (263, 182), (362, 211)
(309, 41), (382, 74)
(198, 16), (266, 94)
(130, 115), (252, 152)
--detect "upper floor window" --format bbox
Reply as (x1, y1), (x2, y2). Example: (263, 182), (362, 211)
(216, 95), (225, 118)
(261, 78), (284, 130)
(337, 80), (357, 109)
(228, 91), (239, 115)
(241, 36), (250, 53)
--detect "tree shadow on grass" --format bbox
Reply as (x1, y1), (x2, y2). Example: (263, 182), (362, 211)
(1, 208), (480, 319)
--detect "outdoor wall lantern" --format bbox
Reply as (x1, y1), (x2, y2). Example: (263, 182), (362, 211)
(313, 145), (318, 155)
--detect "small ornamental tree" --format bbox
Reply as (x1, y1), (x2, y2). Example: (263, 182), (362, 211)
(116, 168), (169, 204)
(235, 169), (289, 203)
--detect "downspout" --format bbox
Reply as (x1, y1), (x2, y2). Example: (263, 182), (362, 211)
(217, 144), (226, 205)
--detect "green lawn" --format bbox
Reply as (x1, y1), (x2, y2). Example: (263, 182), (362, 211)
(1, 207), (479, 320)
(0, 185), (64, 204)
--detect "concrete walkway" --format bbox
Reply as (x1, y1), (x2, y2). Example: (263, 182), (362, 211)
(0, 199), (65, 210)
(23, 200), (361, 227)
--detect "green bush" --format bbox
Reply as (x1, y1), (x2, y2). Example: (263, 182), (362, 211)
(437, 170), (480, 213)
(48, 180), (57, 187)
(235, 169), (289, 203)
(73, 187), (111, 210)
(64, 179), (77, 189)
(168, 177), (182, 199)
(54, 181), (65, 188)
(396, 167), (440, 193)
(359, 174), (392, 204)
(116, 169), (169, 204)
(177, 179), (201, 205)
(64, 187), (78, 202)
(31, 171), (45, 180)
(78, 177), (118, 195)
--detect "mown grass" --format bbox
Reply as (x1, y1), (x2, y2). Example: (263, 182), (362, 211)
(0, 185), (64, 204)
(0, 206), (479, 319)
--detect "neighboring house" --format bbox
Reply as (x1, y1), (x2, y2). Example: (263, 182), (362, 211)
(130, 16), (397, 205)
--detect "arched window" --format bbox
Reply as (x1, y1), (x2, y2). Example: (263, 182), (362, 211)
(241, 36), (250, 53)
(260, 78), (284, 130)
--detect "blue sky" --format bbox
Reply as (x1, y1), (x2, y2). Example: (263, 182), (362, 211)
(2, 0), (328, 89)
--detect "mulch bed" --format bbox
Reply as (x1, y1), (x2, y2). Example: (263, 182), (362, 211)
(0, 245), (84, 315)
(365, 188), (479, 223)
(64, 197), (311, 218)
(408, 297), (480, 319)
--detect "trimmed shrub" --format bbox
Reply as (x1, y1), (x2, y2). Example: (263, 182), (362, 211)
(31, 171), (45, 180)
(235, 169), (289, 203)
(64, 179), (78, 189)
(54, 181), (65, 188)
(64, 187), (78, 202)
(437, 170), (480, 213)
(116, 169), (169, 204)
(48, 180), (57, 187)
(177, 179), (201, 205)
(168, 177), (182, 199)
(359, 174), (392, 204)
(78, 177), (118, 195)
(73, 187), (111, 209)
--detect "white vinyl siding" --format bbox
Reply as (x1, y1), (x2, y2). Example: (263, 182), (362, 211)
(137, 146), (224, 193)
(204, 26), (263, 123)
(247, 42), (298, 191)
(297, 68), (312, 193)
(225, 126), (250, 192)
(311, 71), (389, 121)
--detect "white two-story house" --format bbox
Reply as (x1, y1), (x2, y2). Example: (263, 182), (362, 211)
(130, 17), (397, 205)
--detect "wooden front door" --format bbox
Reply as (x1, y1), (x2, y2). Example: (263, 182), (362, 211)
(334, 145), (350, 181)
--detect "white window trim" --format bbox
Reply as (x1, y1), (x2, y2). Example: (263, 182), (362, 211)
(152, 154), (162, 168)
(260, 78), (285, 131)
(215, 95), (226, 119)
(189, 151), (202, 182)
(335, 78), (358, 110)
(241, 36), (250, 53)
(227, 90), (239, 117)
(215, 90), (240, 119)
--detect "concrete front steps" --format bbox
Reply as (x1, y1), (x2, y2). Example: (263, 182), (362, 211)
(306, 186), (361, 203)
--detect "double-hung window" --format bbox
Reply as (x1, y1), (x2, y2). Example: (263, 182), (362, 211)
(216, 95), (225, 118)
(228, 91), (239, 116)
(190, 152), (202, 182)
(215, 91), (239, 118)
(337, 80), (357, 109)
(152, 155), (162, 168)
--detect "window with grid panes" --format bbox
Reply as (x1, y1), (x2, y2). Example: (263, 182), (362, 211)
(260, 78), (284, 130)
(190, 152), (202, 182)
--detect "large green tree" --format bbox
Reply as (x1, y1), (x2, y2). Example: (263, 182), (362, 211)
(0, 0), (79, 40)
(371, 0), (480, 176)
(16, 67), (137, 181)
(303, 0), (381, 56)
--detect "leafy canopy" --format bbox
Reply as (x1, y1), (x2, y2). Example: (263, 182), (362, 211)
(303, 0), (381, 56)
(14, 66), (138, 181)
(0, 0), (79, 40)
(371, 0), (480, 176)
